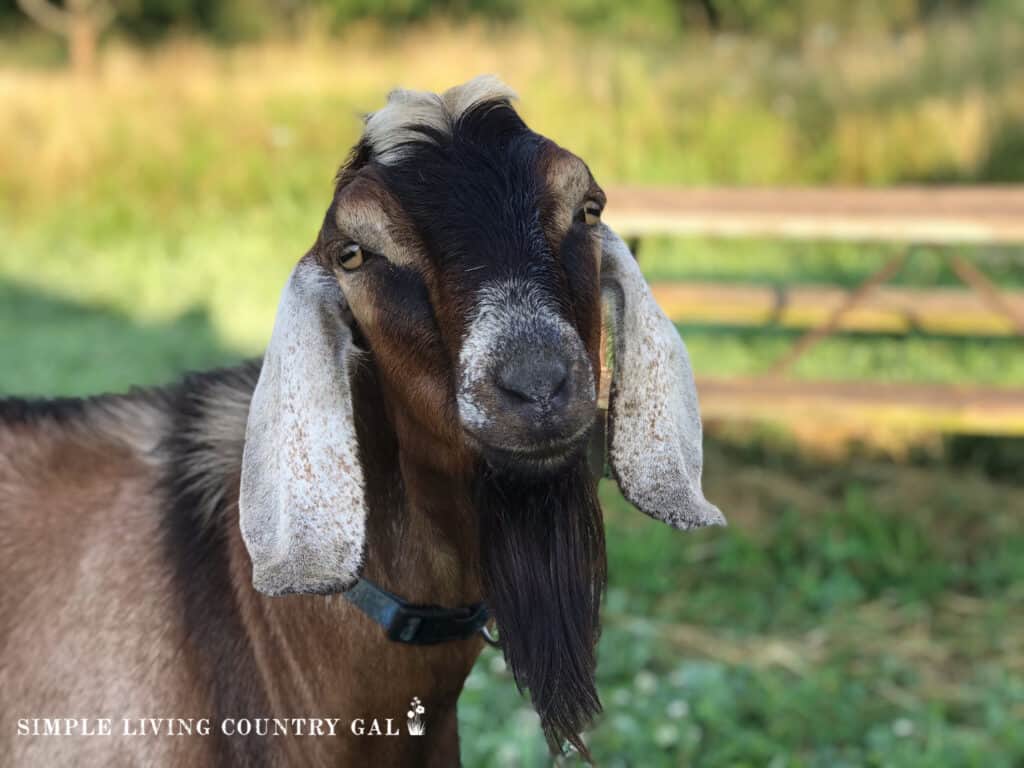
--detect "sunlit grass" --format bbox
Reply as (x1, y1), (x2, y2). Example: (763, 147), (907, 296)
(3, 16), (1024, 209)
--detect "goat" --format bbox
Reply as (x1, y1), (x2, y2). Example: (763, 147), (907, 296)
(0, 76), (724, 767)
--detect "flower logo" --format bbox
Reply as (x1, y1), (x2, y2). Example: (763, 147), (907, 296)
(406, 697), (426, 736)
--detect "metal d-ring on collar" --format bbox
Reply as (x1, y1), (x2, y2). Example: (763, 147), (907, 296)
(479, 621), (501, 648)
(341, 577), (498, 647)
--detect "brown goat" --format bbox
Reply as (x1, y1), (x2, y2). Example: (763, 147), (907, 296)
(0, 76), (723, 767)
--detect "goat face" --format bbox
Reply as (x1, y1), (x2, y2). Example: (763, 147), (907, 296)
(240, 75), (724, 596)
(318, 96), (602, 479)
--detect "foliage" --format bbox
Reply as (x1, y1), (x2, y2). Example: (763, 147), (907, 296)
(1, 0), (1022, 44)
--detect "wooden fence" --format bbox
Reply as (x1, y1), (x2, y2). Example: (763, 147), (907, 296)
(603, 186), (1024, 435)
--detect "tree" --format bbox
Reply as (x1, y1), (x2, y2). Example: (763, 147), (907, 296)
(16, 0), (116, 74)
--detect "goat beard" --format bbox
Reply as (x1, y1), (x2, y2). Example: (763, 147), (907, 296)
(475, 458), (607, 758)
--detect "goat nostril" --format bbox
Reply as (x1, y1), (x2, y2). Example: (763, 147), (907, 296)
(550, 372), (568, 400)
(496, 358), (569, 406)
(496, 379), (534, 404)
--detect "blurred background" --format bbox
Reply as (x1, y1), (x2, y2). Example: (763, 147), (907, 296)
(2, 0), (1024, 765)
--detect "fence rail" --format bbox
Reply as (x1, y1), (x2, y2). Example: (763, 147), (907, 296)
(650, 281), (1024, 337)
(605, 186), (1024, 435)
(605, 186), (1024, 244)
(696, 378), (1024, 436)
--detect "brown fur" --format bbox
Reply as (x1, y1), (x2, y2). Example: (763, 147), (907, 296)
(0, 367), (486, 767)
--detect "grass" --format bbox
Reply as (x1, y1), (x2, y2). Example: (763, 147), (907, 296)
(460, 449), (1024, 766)
(1, 16), (1024, 767)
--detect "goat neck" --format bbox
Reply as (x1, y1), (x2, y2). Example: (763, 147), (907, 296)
(232, 359), (485, 766)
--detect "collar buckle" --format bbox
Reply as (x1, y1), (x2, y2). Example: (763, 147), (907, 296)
(343, 577), (491, 646)
(386, 612), (424, 643)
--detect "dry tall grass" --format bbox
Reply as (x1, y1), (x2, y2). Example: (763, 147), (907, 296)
(2, 19), (1023, 216)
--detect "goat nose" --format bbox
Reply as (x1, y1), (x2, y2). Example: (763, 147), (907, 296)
(496, 353), (569, 408)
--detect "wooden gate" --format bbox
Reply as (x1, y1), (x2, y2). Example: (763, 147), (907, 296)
(604, 186), (1024, 435)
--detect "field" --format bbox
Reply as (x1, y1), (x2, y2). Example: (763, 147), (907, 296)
(2, 16), (1024, 766)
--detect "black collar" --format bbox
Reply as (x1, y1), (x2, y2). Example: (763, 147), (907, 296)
(344, 407), (609, 646)
(341, 577), (492, 645)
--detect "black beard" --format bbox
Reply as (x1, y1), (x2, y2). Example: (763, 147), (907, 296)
(475, 458), (607, 758)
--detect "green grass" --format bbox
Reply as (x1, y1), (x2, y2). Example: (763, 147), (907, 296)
(681, 327), (1024, 386)
(638, 239), (1024, 289)
(460, 451), (1024, 766)
(2, 18), (1024, 767)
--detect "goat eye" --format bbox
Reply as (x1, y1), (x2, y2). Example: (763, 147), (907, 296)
(581, 201), (602, 226)
(337, 243), (364, 271)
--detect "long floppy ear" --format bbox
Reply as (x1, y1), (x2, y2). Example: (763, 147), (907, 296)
(239, 256), (367, 596)
(600, 226), (725, 530)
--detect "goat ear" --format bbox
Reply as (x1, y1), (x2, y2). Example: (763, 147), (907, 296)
(239, 257), (367, 596)
(599, 226), (725, 530)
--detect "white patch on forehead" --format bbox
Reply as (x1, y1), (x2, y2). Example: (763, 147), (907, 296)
(363, 75), (518, 165)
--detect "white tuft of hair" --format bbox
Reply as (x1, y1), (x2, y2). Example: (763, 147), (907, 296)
(363, 75), (518, 165)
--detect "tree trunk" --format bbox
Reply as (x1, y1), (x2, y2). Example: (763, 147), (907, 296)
(68, 10), (96, 75)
